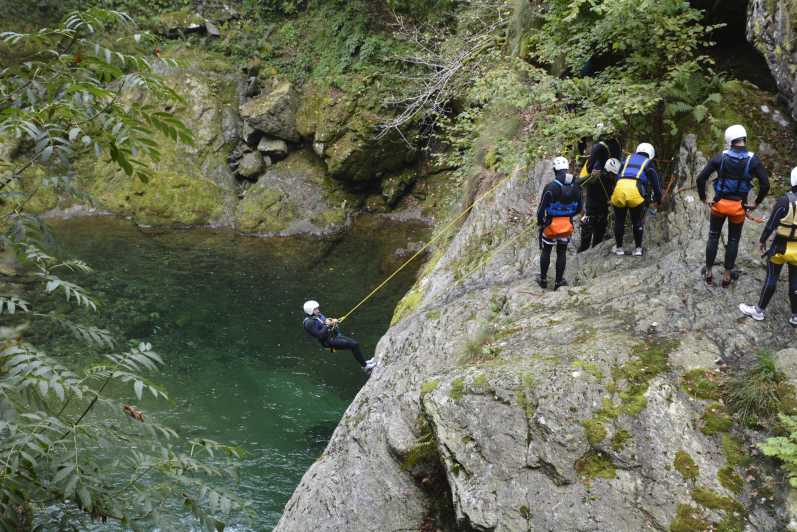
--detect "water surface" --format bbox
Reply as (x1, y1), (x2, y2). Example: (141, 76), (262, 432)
(44, 216), (424, 530)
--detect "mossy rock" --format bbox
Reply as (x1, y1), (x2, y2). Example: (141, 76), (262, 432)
(670, 503), (709, 532)
(574, 451), (616, 480)
(235, 150), (350, 235)
(90, 171), (224, 226)
(673, 450), (699, 482)
(236, 186), (291, 233)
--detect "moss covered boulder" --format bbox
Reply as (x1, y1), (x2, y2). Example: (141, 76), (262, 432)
(235, 150), (353, 236)
(240, 80), (300, 142)
(77, 46), (240, 225)
(297, 82), (417, 184)
(89, 171), (224, 226)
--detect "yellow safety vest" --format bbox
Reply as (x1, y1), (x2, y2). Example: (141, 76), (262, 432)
(776, 193), (797, 241)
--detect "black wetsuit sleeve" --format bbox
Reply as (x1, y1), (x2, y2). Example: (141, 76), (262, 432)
(647, 164), (662, 203)
(761, 197), (788, 244)
(537, 185), (553, 225)
(304, 318), (330, 342)
(750, 157), (770, 206)
(575, 185), (584, 214)
(696, 156), (721, 202)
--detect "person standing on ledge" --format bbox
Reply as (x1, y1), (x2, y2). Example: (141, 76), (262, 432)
(578, 157), (620, 251)
(537, 156), (582, 290)
(697, 124), (770, 287)
(302, 300), (376, 374)
(739, 167), (797, 326)
(610, 142), (662, 257)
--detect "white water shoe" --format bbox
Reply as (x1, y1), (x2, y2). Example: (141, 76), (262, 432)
(739, 303), (765, 321)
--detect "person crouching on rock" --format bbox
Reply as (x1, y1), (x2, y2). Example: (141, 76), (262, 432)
(302, 300), (377, 374)
(739, 167), (797, 327)
(610, 142), (662, 257)
(536, 156), (582, 290)
(578, 157), (620, 252)
(697, 124), (770, 287)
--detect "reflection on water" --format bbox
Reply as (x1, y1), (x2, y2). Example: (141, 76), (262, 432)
(43, 215), (425, 530)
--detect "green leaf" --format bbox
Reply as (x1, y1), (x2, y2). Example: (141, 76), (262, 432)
(134, 380), (144, 400)
(78, 485), (92, 511)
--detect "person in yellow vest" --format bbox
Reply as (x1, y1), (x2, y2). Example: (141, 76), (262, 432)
(610, 143), (662, 256)
(739, 168), (797, 326)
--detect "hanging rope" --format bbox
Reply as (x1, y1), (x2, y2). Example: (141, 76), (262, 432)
(337, 173), (516, 323)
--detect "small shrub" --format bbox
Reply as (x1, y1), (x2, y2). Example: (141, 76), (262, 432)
(724, 352), (794, 427)
(759, 414), (797, 487)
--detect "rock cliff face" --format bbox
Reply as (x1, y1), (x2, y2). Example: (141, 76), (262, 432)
(748, 0), (797, 120)
(276, 137), (796, 530)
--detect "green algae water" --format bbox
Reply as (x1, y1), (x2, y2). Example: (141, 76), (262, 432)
(43, 215), (424, 531)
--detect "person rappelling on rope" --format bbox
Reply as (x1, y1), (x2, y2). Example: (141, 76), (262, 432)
(302, 300), (377, 374)
(739, 167), (797, 326)
(610, 142), (662, 256)
(536, 156), (582, 290)
(697, 124), (770, 287)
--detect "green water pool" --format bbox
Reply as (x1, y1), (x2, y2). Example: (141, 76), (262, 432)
(41, 215), (424, 530)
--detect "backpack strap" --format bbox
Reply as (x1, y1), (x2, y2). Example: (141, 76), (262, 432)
(635, 158), (650, 179)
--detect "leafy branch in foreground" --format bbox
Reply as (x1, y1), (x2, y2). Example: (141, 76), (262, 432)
(0, 7), (244, 531)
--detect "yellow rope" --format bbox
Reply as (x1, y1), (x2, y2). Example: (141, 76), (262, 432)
(338, 173), (515, 323)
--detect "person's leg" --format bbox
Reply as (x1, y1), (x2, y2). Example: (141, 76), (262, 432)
(629, 204), (646, 248)
(593, 214), (608, 247)
(578, 217), (593, 253)
(614, 207), (627, 248)
(555, 241), (568, 284)
(706, 215), (725, 276)
(788, 264), (797, 316)
(540, 242), (553, 281)
(327, 335), (366, 367)
(757, 260), (784, 311)
(724, 220), (744, 272)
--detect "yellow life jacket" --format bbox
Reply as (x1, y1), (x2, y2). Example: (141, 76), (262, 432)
(776, 193), (797, 241)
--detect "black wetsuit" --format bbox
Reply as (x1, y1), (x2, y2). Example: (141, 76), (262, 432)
(578, 169), (616, 251)
(303, 313), (366, 367)
(697, 150), (769, 273)
(756, 189), (797, 313)
(586, 139), (622, 174)
(537, 171), (582, 285)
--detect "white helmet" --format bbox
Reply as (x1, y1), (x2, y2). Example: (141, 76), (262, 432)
(604, 158), (621, 174)
(725, 124), (747, 148)
(552, 156), (569, 171)
(303, 300), (320, 315)
(791, 166), (797, 188)
(636, 143), (655, 159)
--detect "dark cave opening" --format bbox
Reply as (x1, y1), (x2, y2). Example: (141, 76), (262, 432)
(693, 0), (779, 93)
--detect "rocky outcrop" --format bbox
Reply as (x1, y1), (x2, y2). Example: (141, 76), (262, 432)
(297, 83), (417, 184)
(748, 0), (797, 120)
(234, 150), (352, 236)
(276, 137), (793, 530)
(239, 80), (300, 143)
